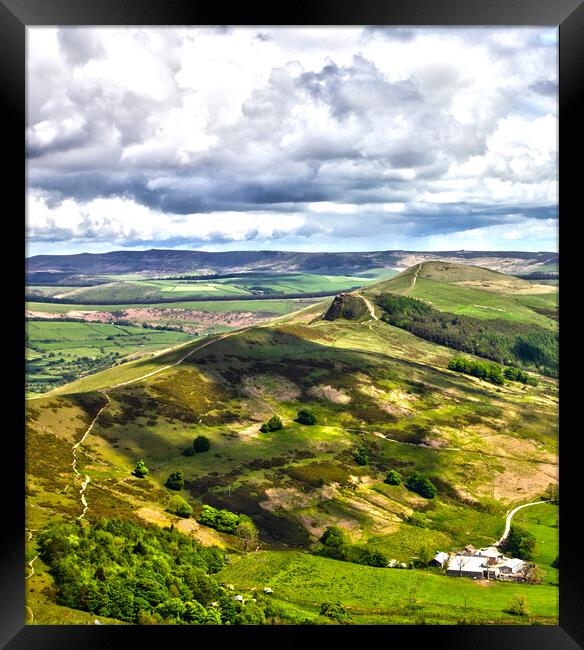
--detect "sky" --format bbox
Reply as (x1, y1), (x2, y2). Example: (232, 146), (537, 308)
(26, 26), (558, 256)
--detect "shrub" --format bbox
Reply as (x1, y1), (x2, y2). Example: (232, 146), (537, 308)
(507, 594), (529, 617)
(132, 459), (149, 478)
(296, 408), (317, 425)
(319, 601), (350, 622)
(260, 415), (283, 433)
(165, 471), (184, 491)
(168, 495), (193, 518)
(354, 445), (368, 466)
(385, 469), (401, 485)
(193, 436), (211, 453)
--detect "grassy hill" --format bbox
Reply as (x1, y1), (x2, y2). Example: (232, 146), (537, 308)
(24, 261), (558, 625)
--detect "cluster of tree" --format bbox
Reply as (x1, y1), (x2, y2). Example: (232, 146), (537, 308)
(198, 504), (258, 549)
(376, 293), (558, 376)
(501, 525), (536, 561)
(35, 518), (244, 625)
(448, 357), (505, 385)
(503, 366), (537, 385)
(354, 445), (369, 466)
(318, 526), (388, 568)
(184, 436), (211, 456)
(404, 471), (437, 499)
(260, 416), (283, 433)
(295, 408), (317, 425)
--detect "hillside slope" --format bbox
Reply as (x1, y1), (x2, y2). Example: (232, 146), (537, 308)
(25, 265), (558, 624)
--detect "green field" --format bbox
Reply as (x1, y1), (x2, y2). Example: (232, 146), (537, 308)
(513, 502), (559, 585)
(26, 320), (193, 393)
(27, 271), (390, 305)
(217, 551), (558, 624)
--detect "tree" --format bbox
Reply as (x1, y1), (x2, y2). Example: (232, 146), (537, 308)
(193, 436), (211, 453)
(520, 564), (544, 584)
(320, 526), (348, 559)
(503, 525), (536, 561)
(132, 459), (149, 478)
(385, 469), (401, 485)
(405, 471), (437, 499)
(544, 482), (559, 504)
(452, 554), (470, 577)
(165, 471), (184, 491)
(295, 408), (317, 425)
(354, 445), (368, 466)
(168, 495), (193, 518)
(235, 515), (259, 551)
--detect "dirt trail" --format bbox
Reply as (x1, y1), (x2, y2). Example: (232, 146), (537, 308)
(356, 294), (378, 321)
(408, 263), (422, 293)
(109, 327), (247, 389)
(25, 555), (38, 580)
(71, 393), (111, 520)
(497, 499), (551, 546)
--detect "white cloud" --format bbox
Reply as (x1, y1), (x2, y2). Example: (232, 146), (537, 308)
(26, 26), (558, 253)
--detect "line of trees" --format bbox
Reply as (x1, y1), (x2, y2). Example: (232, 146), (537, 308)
(376, 293), (558, 376)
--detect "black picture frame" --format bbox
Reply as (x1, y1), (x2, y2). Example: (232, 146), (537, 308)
(4, 1), (582, 647)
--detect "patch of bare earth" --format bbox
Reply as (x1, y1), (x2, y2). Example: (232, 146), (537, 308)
(308, 384), (351, 404)
(260, 487), (317, 512)
(241, 374), (301, 401)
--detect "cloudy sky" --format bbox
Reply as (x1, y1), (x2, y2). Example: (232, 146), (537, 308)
(26, 27), (558, 256)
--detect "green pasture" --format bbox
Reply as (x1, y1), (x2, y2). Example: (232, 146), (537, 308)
(217, 551), (558, 624)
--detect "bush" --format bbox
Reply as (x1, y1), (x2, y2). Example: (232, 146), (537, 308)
(193, 436), (211, 453)
(168, 495), (193, 518)
(384, 469), (401, 485)
(507, 594), (529, 617)
(319, 601), (350, 622)
(132, 459), (149, 478)
(354, 445), (368, 466)
(296, 408), (317, 425)
(260, 415), (283, 433)
(405, 471), (437, 499)
(165, 471), (184, 491)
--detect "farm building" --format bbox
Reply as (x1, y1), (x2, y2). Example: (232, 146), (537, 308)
(430, 551), (449, 568)
(446, 555), (488, 579)
(444, 548), (526, 580)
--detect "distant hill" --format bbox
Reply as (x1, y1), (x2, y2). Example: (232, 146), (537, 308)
(26, 249), (558, 277)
